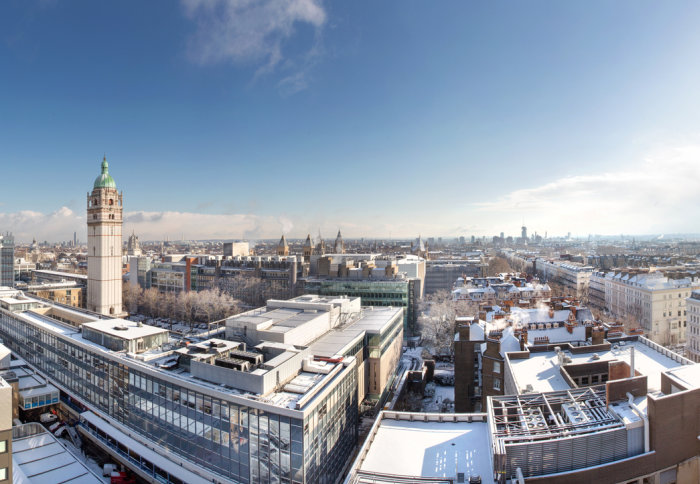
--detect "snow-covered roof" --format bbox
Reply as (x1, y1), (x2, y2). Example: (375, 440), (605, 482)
(508, 339), (687, 394)
(499, 327), (521, 358)
(81, 318), (169, 340)
(356, 416), (493, 483)
(509, 307), (572, 325)
(469, 321), (485, 341)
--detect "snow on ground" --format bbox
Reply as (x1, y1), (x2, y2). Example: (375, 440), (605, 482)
(59, 436), (110, 483)
(422, 384), (455, 413)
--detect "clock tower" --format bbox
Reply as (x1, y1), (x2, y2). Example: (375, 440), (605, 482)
(87, 156), (123, 316)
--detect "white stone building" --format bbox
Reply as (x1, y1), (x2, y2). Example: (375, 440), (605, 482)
(686, 290), (700, 362)
(534, 258), (593, 301)
(602, 271), (699, 345)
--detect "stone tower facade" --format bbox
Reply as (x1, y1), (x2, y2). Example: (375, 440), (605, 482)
(303, 234), (314, 261)
(87, 157), (123, 316)
(277, 235), (289, 256)
(334, 230), (345, 254)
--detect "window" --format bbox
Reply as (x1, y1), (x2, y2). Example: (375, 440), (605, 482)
(0, 467), (7, 480)
(493, 361), (501, 374)
(493, 379), (501, 391)
(0, 440), (5, 453)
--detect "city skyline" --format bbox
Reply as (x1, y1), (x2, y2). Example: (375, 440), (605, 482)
(2, 1), (700, 241)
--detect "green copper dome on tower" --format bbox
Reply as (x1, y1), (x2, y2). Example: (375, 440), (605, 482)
(93, 156), (116, 189)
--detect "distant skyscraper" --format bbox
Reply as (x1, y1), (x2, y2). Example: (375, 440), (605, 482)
(0, 232), (15, 287)
(521, 225), (528, 240)
(87, 157), (123, 316)
(73, 231), (77, 247)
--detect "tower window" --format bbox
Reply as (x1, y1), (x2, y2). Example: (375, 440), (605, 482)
(109, 199), (114, 205)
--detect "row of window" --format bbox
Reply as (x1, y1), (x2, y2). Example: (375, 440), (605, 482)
(0, 308), (363, 484)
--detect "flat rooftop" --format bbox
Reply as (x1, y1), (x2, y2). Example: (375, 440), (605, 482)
(33, 269), (87, 280)
(665, 365), (700, 390)
(352, 413), (493, 484)
(82, 318), (169, 340)
(308, 306), (402, 358)
(8, 294), (359, 413)
(509, 339), (686, 393)
(233, 308), (320, 331)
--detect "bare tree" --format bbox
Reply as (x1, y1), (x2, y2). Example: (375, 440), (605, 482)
(122, 282), (141, 315)
(140, 288), (161, 318)
(177, 291), (197, 326)
(419, 291), (458, 357)
(486, 256), (512, 277)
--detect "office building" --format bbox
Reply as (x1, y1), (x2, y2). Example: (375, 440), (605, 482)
(299, 277), (418, 336)
(223, 242), (250, 258)
(87, 157), (123, 316)
(424, 258), (483, 294)
(0, 291), (402, 483)
(0, 233), (14, 287)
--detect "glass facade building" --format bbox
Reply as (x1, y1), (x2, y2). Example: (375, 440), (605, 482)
(0, 307), (358, 484)
(300, 279), (417, 335)
(0, 233), (14, 287)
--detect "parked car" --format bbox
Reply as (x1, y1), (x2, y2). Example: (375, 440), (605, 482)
(39, 412), (58, 424)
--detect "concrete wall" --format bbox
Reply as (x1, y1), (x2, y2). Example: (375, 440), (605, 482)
(368, 328), (403, 398)
(190, 349), (307, 395)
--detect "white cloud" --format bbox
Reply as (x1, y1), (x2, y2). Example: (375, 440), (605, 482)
(0, 209), (297, 243)
(182, 0), (326, 91)
(472, 145), (700, 236)
(0, 207), (82, 243)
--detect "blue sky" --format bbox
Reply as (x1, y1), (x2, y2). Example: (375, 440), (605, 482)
(2, 0), (700, 241)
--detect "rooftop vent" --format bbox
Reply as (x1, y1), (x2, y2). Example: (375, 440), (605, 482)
(113, 325), (129, 331)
